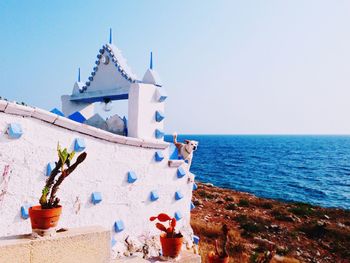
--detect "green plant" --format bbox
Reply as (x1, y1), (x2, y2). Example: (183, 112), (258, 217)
(150, 213), (182, 238)
(238, 199), (250, 207)
(39, 143), (87, 209)
(288, 202), (314, 217)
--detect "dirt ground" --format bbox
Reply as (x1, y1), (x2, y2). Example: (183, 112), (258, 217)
(190, 183), (350, 263)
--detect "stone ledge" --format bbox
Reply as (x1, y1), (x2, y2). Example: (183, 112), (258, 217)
(0, 226), (110, 263)
(114, 251), (201, 263)
(0, 100), (169, 149)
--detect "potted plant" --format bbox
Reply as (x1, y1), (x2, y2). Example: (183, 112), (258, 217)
(150, 213), (183, 258)
(208, 224), (229, 263)
(29, 143), (87, 236)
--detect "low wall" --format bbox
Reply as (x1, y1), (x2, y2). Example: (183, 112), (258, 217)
(0, 226), (110, 263)
(0, 100), (194, 258)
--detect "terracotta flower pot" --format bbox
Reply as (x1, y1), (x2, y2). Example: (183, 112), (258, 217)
(160, 233), (183, 258)
(208, 252), (229, 263)
(29, 205), (62, 236)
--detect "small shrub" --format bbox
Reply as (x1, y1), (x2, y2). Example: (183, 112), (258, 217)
(289, 202), (314, 217)
(235, 215), (248, 224)
(241, 222), (264, 236)
(225, 195), (234, 202)
(271, 209), (294, 222)
(298, 222), (327, 239)
(238, 199), (250, 207)
(197, 190), (215, 199)
(261, 202), (273, 209)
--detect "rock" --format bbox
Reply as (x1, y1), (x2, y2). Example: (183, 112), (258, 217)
(106, 114), (125, 135)
(337, 222), (345, 228)
(253, 237), (275, 249)
(193, 199), (202, 206)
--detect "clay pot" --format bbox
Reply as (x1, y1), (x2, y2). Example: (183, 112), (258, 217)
(160, 233), (183, 258)
(208, 252), (229, 263)
(29, 205), (62, 235)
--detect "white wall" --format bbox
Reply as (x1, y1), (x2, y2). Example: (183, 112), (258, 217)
(0, 110), (193, 258)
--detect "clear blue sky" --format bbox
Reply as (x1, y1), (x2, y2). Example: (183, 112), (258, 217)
(1, 1), (350, 134)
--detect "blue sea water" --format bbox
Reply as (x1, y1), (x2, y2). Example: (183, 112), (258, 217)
(164, 135), (350, 209)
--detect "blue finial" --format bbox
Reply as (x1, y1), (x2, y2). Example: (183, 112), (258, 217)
(78, 68), (81, 82)
(150, 51), (153, 70)
(109, 28), (112, 44)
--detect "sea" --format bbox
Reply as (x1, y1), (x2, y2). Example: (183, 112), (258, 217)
(164, 135), (350, 210)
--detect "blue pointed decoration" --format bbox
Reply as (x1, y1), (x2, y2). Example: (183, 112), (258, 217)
(114, 220), (125, 232)
(174, 211), (182, 221)
(7, 123), (23, 139)
(50, 108), (65, 117)
(150, 191), (159, 201)
(46, 162), (56, 176)
(193, 183), (198, 191)
(78, 68), (81, 82)
(127, 171), (137, 183)
(74, 138), (86, 152)
(155, 151), (164, 162)
(193, 235), (200, 245)
(175, 191), (184, 200)
(156, 87), (167, 102)
(150, 51), (153, 69)
(91, 192), (102, 205)
(155, 111), (165, 122)
(169, 143), (180, 160)
(177, 167), (186, 178)
(21, 204), (31, 219)
(190, 202), (195, 210)
(68, 111), (86, 123)
(111, 237), (117, 247)
(155, 129), (164, 139)
(109, 28), (112, 44)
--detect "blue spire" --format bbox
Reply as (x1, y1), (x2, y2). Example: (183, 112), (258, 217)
(78, 68), (81, 82)
(150, 51), (153, 70)
(109, 28), (112, 44)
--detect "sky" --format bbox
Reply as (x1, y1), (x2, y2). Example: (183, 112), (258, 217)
(1, 1), (350, 134)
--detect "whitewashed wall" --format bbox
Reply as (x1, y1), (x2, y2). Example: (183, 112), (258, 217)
(0, 104), (194, 257)
(128, 83), (165, 140)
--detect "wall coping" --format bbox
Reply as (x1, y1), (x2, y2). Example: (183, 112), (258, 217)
(0, 100), (169, 150)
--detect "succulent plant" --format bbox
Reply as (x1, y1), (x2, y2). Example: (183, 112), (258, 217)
(39, 143), (87, 209)
(150, 213), (183, 238)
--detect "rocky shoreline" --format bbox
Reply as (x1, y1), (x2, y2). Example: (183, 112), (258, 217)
(190, 182), (350, 263)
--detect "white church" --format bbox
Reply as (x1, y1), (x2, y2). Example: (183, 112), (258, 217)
(59, 29), (166, 141)
(0, 29), (198, 261)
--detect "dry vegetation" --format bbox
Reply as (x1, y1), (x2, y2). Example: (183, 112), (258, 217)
(191, 183), (350, 263)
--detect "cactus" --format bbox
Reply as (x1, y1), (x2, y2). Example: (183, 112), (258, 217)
(149, 213), (182, 238)
(39, 143), (87, 209)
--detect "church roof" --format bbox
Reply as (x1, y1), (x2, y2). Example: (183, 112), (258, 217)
(70, 42), (139, 103)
